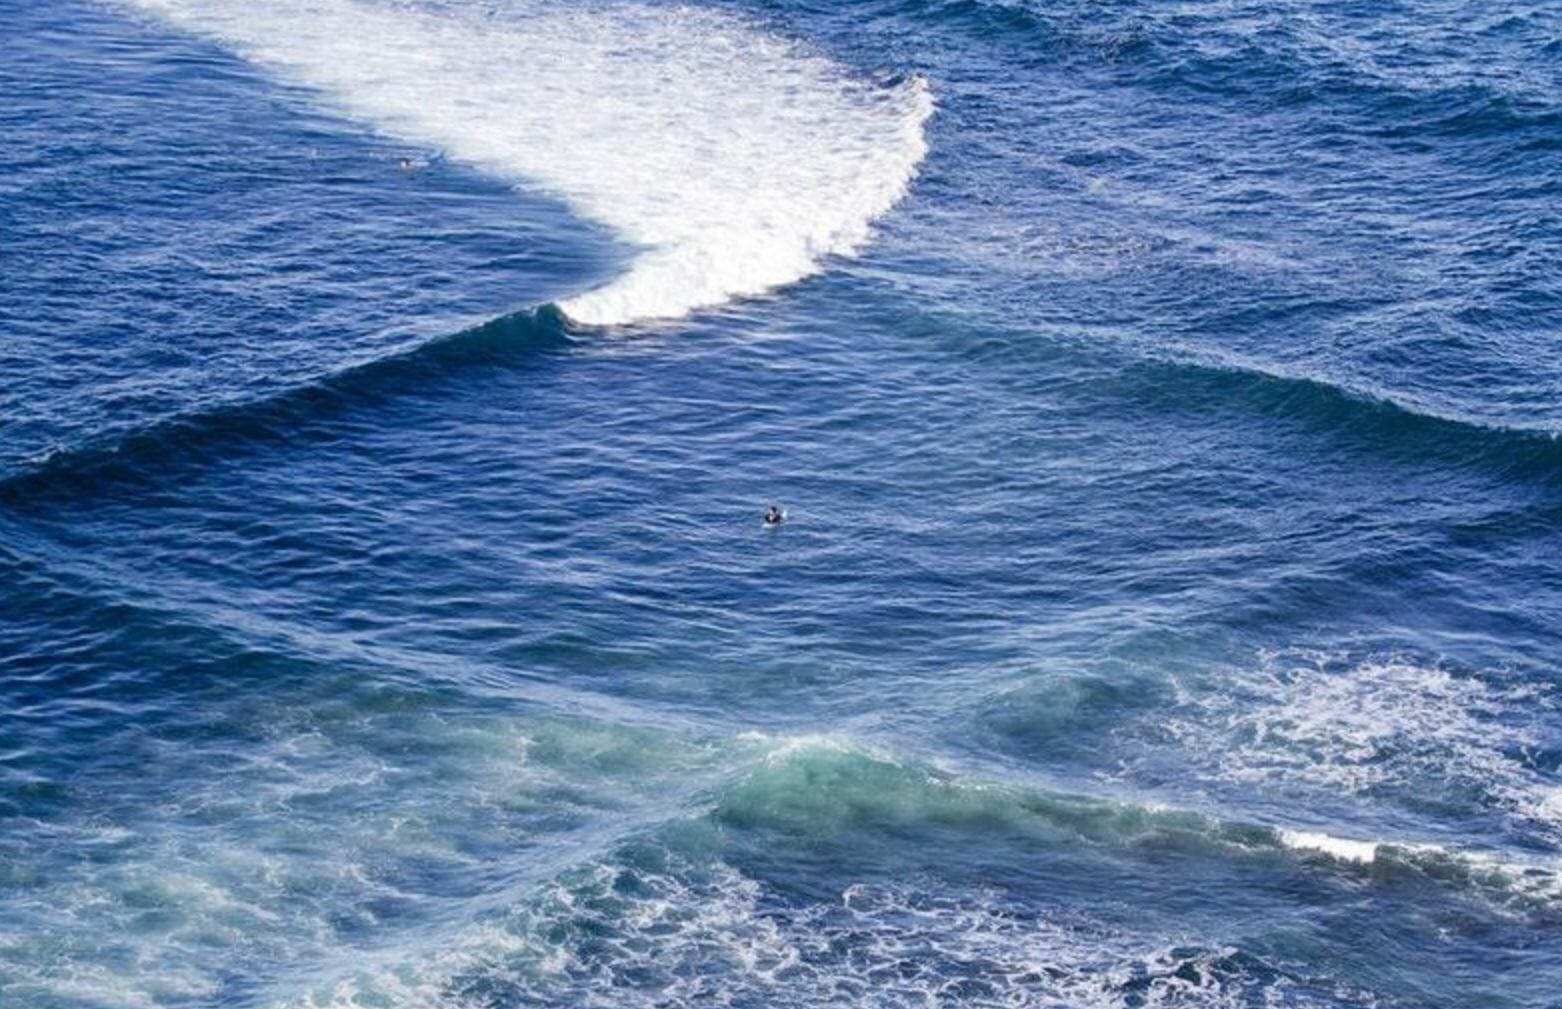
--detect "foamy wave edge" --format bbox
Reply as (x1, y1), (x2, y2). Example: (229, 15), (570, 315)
(559, 73), (934, 326)
(122, 0), (934, 327)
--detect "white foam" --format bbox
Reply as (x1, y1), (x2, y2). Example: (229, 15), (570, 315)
(1533, 785), (1562, 830)
(735, 729), (900, 767)
(1270, 827), (1562, 905)
(316, 863), (1379, 1009)
(122, 0), (933, 326)
(1275, 828), (1381, 865)
(1162, 654), (1562, 842)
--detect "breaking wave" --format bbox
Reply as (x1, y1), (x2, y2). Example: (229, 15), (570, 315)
(281, 734), (1555, 1008)
(122, 0), (933, 325)
(0, 309), (568, 506)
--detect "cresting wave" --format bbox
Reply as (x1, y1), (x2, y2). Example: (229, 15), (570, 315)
(719, 737), (1562, 902)
(951, 314), (1562, 481)
(273, 734), (1552, 1008)
(120, 0), (933, 326)
(0, 309), (569, 508)
(23, 303), (1556, 512)
(1117, 349), (1562, 484)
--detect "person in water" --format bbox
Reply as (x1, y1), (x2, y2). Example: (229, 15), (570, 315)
(763, 505), (785, 526)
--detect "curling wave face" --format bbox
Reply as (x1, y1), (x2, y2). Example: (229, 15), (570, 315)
(122, 0), (933, 326)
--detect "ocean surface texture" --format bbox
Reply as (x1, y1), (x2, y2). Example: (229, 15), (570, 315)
(3, 1), (1561, 1006)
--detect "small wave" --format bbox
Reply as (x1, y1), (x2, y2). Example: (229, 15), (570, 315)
(0, 308), (567, 508)
(892, 0), (1059, 46)
(1272, 827), (1562, 907)
(122, 0), (933, 326)
(721, 736), (1562, 907)
(1121, 347), (1562, 484)
(1273, 828), (1382, 865)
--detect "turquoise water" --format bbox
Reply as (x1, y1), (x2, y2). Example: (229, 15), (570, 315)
(3, 1), (1561, 1006)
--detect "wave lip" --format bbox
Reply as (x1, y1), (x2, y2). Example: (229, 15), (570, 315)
(1274, 828), (1385, 865)
(123, 0), (934, 326)
(721, 735), (1562, 907)
(0, 308), (568, 506)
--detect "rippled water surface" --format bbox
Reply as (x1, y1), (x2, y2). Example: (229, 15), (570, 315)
(4, 1), (1561, 1006)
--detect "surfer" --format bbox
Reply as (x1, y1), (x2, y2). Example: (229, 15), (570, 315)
(763, 505), (786, 527)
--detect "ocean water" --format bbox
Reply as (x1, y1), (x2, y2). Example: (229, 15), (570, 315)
(3, 0), (1561, 1005)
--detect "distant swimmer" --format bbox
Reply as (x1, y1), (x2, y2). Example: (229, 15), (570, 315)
(397, 157), (418, 171)
(763, 505), (786, 527)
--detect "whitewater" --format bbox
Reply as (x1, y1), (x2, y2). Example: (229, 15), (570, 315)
(123, 0), (933, 325)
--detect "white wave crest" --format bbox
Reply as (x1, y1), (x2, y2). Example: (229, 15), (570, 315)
(1274, 828), (1384, 865)
(1272, 826), (1562, 907)
(122, 0), (933, 325)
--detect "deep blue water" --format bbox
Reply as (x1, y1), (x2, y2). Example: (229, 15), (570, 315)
(3, 1), (1561, 1006)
